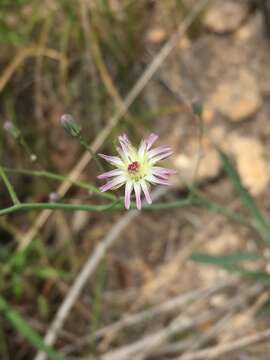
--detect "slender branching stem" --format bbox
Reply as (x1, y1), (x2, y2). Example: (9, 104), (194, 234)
(0, 166), (20, 205)
(0, 195), (248, 231)
(79, 135), (105, 172)
(3, 167), (116, 201)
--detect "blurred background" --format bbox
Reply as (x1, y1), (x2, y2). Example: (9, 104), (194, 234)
(2, 0), (270, 359)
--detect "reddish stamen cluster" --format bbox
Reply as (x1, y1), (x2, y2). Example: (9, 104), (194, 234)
(128, 161), (140, 172)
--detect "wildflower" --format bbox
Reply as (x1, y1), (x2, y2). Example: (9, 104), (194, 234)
(97, 133), (176, 210)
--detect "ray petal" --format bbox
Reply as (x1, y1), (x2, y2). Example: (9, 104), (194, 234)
(134, 182), (142, 210)
(145, 133), (159, 150)
(140, 180), (152, 204)
(100, 175), (126, 192)
(97, 169), (124, 179)
(124, 181), (133, 209)
(146, 174), (170, 186)
(150, 151), (174, 164)
(98, 153), (124, 167)
(147, 145), (172, 159)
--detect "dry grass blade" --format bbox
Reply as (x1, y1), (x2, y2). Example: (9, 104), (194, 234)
(62, 278), (236, 355)
(101, 311), (220, 360)
(101, 284), (261, 360)
(19, 0), (211, 251)
(95, 278), (234, 338)
(153, 313), (233, 358)
(0, 47), (67, 93)
(179, 328), (270, 360)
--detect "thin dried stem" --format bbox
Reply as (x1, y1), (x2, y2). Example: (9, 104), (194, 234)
(179, 327), (270, 360)
(101, 284), (262, 360)
(0, 47), (67, 93)
(62, 278), (236, 355)
(0, 166), (20, 205)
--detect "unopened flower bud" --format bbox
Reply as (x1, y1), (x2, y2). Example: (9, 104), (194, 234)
(60, 114), (81, 137)
(3, 121), (21, 139)
(49, 192), (60, 202)
(191, 98), (203, 117)
(30, 154), (37, 162)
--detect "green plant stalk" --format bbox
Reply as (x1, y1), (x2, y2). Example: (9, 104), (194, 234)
(0, 296), (63, 360)
(19, 137), (37, 162)
(0, 320), (9, 360)
(0, 199), (193, 217)
(89, 261), (107, 352)
(0, 196), (247, 226)
(191, 253), (270, 284)
(148, 196), (249, 225)
(218, 150), (270, 244)
(0, 201), (120, 216)
(219, 150), (270, 228)
(3, 167), (116, 201)
(0, 166), (20, 205)
(79, 135), (105, 172)
(192, 197), (249, 226)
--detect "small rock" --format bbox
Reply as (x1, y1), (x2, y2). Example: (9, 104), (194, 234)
(177, 36), (191, 49)
(210, 294), (227, 307)
(202, 105), (214, 124)
(228, 314), (251, 332)
(146, 27), (167, 43)
(204, 230), (242, 255)
(234, 12), (262, 43)
(173, 126), (226, 184)
(203, 0), (249, 34)
(197, 264), (227, 285)
(174, 143), (220, 184)
(234, 21), (254, 42)
(228, 135), (269, 196)
(211, 70), (261, 122)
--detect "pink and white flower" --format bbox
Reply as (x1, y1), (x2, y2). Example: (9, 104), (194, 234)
(97, 133), (176, 210)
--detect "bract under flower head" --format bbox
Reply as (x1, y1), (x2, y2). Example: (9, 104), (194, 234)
(97, 133), (176, 210)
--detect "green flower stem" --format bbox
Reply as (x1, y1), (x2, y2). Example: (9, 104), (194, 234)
(19, 137), (36, 161)
(0, 201), (119, 216)
(0, 200), (190, 216)
(0, 195), (248, 230)
(192, 198), (249, 226)
(143, 198), (192, 210)
(144, 198), (249, 225)
(3, 167), (116, 201)
(187, 188), (249, 226)
(78, 136), (105, 172)
(0, 166), (20, 205)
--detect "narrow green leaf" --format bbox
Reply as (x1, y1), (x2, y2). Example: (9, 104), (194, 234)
(191, 252), (270, 283)
(218, 150), (270, 243)
(3, 167), (116, 201)
(231, 267), (270, 283)
(0, 166), (20, 205)
(0, 297), (63, 360)
(191, 252), (262, 266)
(26, 266), (70, 280)
(89, 262), (107, 351)
(0, 320), (9, 360)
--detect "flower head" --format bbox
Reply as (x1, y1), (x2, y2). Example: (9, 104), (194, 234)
(97, 133), (176, 210)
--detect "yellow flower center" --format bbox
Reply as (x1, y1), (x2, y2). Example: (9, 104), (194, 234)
(127, 161), (147, 181)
